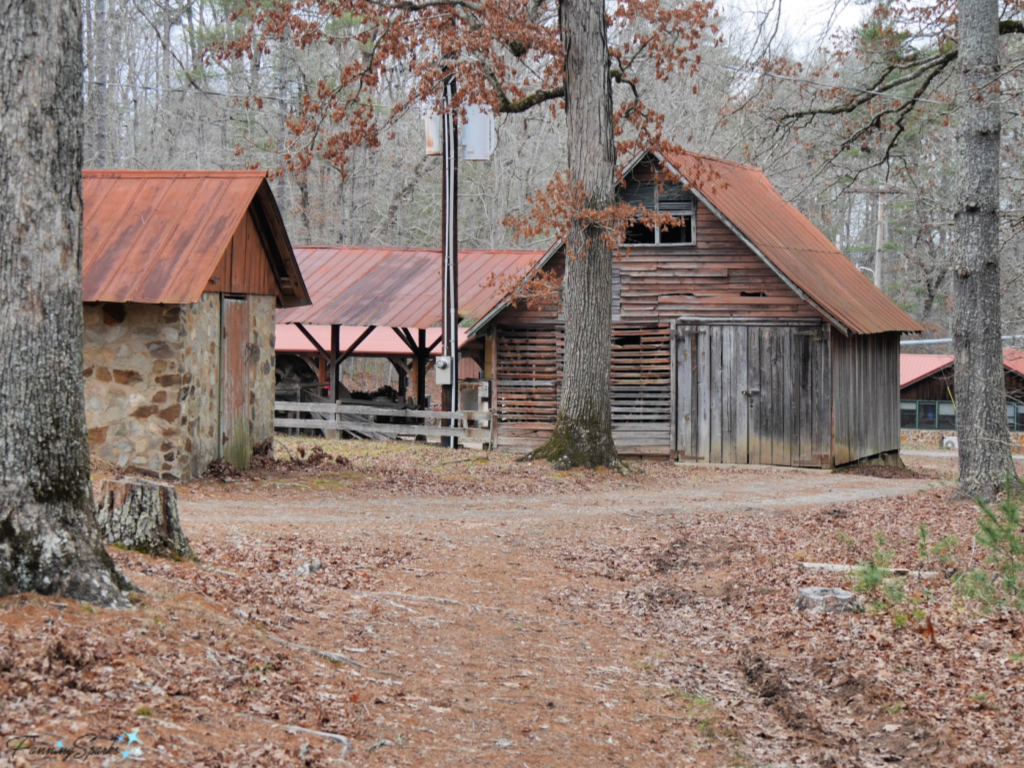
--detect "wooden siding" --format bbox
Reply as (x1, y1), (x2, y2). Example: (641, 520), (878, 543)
(676, 321), (831, 467)
(494, 325), (562, 448)
(616, 202), (821, 323)
(493, 322), (675, 455)
(611, 325), (673, 453)
(206, 210), (280, 298)
(832, 330), (900, 465)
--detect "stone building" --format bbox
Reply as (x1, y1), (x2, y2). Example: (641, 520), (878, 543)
(81, 170), (309, 480)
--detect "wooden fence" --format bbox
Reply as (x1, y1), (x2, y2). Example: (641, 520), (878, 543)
(273, 401), (492, 442)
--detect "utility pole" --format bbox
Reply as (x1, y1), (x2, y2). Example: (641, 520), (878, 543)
(874, 190), (885, 289)
(440, 72), (459, 448)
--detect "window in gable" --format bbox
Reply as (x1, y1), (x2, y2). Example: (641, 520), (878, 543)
(620, 181), (696, 246)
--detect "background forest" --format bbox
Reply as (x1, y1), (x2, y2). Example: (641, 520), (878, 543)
(79, 0), (1024, 340)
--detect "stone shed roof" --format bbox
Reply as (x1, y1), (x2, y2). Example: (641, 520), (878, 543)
(82, 170), (309, 307)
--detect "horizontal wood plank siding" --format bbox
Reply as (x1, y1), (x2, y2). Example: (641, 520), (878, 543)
(617, 202), (820, 322)
(611, 324), (672, 452)
(832, 330), (900, 465)
(494, 325), (562, 448)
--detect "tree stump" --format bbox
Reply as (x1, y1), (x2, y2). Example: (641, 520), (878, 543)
(95, 479), (196, 561)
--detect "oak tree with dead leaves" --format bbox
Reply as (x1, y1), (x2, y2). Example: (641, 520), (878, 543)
(226, 0), (716, 467)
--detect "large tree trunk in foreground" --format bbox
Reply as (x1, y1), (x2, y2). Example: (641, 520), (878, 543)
(0, 0), (130, 606)
(530, 0), (619, 469)
(952, 0), (1015, 499)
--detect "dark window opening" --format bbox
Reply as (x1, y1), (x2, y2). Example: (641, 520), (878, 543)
(740, 291), (767, 298)
(625, 222), (656, 244)
(900, 402), (917, 428)
(613, 335), (642, 348)
(660, 215), (693, 244)
(917, 401), (937, 430)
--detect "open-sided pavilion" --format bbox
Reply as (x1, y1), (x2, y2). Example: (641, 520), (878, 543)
(275, 246), (546, 407)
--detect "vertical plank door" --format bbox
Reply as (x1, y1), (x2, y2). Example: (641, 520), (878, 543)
(678, 321), (831, 467)
(221, 297), (253, 469)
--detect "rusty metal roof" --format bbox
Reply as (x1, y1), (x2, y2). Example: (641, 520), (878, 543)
(276, 246), (546, 329)
(659, 151), (924, 335)
(82, 170), (309, 307)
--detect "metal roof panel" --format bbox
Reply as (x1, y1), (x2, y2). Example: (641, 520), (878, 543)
(277, 246), (546, 329)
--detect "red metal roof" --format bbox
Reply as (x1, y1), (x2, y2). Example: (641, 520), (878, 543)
(660, 151), (925, 336)
(900, 350), (1024, 389)
(276, 246), (546, 328)
(276, 325), (470, 356)
(82, 170), (309, 307)
(900, 354), (954, 388)
(1004, 348), (1024, 378)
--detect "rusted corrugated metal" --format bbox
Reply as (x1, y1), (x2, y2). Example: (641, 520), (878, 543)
(82, 170), (309, 307)
(660, 151), (924, 336)
(276, 246), (546, 329)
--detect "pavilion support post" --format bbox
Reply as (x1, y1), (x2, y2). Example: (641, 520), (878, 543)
(416, 329), (428, 408)
(328, 324), (340, 439)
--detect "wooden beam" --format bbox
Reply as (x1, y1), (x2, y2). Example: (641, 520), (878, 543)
(329, 325), (340, 402)
(338, 325), (376, 365)
(416, 329), (427, 409)
(391, 327), (420, 355)
(294, 322), (327, 357)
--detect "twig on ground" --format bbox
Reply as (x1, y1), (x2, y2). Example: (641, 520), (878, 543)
(265, 632), (403, 679)
(282, 724), (351, 756)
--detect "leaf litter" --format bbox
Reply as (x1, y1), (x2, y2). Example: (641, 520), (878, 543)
(1, 447), (1021, 766)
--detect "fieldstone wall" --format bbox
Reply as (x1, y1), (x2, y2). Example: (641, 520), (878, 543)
(83, 303), (185, 481)
(179, 293), (222, 479)
(901, 429), (1024, 453)
(84, 293), (278, 481)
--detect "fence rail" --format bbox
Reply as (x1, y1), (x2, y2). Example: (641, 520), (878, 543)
(273, 401), (491, 442)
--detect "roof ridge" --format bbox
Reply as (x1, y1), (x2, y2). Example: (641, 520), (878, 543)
(83, 169), (268, 178)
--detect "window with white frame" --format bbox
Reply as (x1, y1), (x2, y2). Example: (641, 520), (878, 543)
(622, 182), (696, 246)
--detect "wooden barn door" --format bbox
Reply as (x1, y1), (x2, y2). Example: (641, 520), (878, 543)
(675, 321), (830, 467)
(220, 296), (253, 469)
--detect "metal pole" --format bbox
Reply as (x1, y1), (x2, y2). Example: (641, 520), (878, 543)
(441, 73), (459, 448)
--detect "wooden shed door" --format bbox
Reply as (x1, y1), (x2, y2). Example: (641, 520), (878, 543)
(675, 322), (831, 467)
(220, 297), (253, 469)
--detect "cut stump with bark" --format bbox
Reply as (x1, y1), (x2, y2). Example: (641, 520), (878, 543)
(95, 479), (196, 561)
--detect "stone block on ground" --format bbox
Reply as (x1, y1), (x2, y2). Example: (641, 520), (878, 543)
(795, 587), (863, 614)
(95, 478), (196, 561)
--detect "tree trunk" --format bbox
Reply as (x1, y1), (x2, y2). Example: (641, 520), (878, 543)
(529, 0), (619, 469)
(953, 0), (1015, 499)
(95, 479), (195, 561)
(0, 0), (130, 606)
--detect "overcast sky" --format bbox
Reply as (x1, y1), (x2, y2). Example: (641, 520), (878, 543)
(719, 0), (869, 57)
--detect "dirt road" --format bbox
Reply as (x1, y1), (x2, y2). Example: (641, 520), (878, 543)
(171, 464), (964, 768)
(5, 449), (1018, 768)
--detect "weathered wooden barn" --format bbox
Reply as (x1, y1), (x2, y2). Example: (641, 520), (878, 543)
(469, 151), (924, 466)
(81, 170), (309, 480)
